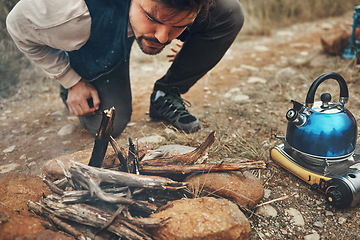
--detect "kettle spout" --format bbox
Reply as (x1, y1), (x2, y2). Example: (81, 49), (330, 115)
(286, 108), (307, 126)
(291, 100), (305, 112)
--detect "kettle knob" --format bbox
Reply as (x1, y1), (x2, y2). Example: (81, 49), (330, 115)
(321, 93), (332, 108)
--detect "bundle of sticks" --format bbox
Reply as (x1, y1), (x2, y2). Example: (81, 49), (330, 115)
(28, 108), (266, 240)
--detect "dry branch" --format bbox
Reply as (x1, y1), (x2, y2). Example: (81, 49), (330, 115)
(43, 177), (64, 196)
(140, 161), (266, 175)
(109, 136), (128, 172)
(60, 187), (133, 204)
(88, 107), (115, 167)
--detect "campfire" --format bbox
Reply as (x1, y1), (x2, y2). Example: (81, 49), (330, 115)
(29, 108), (266, 239)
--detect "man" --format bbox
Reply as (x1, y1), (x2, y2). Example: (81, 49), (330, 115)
(6, 0), (244, 137)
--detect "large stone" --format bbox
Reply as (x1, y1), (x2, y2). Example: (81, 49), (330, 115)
(320, 30), (349, 55)
(42, 147), (118, 181)
(186, 171), (264, 209)
(0, 174), (51, 239)
(150, 197), (250, 240)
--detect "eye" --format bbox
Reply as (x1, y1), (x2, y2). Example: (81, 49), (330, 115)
(145, 12), (159, 24)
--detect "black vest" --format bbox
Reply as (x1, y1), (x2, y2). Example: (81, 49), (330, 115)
(67, 0), (131, 80)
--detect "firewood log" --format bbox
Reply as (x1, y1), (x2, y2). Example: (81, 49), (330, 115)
(88, 107), (115, 167)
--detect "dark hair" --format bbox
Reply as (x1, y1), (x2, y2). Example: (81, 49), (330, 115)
(154, 0), (215, 21)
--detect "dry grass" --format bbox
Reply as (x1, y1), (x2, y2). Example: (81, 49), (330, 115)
(241, 0), (359, 35)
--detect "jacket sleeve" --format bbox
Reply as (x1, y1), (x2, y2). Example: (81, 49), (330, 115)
(5, 0), (91, 89)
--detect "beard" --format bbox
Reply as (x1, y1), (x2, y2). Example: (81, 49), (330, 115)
(135, 35), (171, 55)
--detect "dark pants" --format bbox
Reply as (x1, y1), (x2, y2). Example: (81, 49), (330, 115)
(61, 0), (244, 137)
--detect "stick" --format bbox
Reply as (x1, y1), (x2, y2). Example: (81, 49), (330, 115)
(43, 177), (64, 195)
(109, 136), (128, 172)
(256, 192), (298, 208)
(128, 138), (139, 174)
(140, 161), (266, 175)
(96, 205), (127, 234)
(61, 187), (133, 204)
(88, 107), (115, 167)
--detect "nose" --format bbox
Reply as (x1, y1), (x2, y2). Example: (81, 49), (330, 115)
(154, 25), (171, 44)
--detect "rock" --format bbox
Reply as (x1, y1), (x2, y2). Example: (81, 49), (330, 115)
(255, 205), (278, 218)
(247, 77), (267, 84)
(43, 147), (116, 181)
(338, 217), (346, 224)
(150, 197), (250, 240)
(233, 94), (250, 103)
(274, 67), (299, 82)
(285, 208), (305, 226)
(313, 221), (323, 228)
(15, 229), (74, 240)
(144, 144), (195, 158)
(51, 110), (66, 116)
(58, 124), (76, 136)
(253, 45), (269, 52)
(37, 137), (47, 141)
(264, 189), (271, 198)
(186, 171), (264, 209)
(43, 148), (92, 180)
(325, 210), (334, 216)
(3, 145), (16, 153)
(0, 163), (19, 174)
(224, 88), (250, 103)
(304, 232), (320, 240)
(276, 31), (294, 37)
(137, 135), (166, 145)
(320, 30), (349, 55)
(164, 127), (177, 137)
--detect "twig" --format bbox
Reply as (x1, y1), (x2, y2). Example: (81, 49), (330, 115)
(256, 192), (298, 208)
(43, 177), (64, 195)
(55, 160), (77, 189)
(109, 136), (128, 172)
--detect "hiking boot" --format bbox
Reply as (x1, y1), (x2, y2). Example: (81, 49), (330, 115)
(149, 91), (201, 133)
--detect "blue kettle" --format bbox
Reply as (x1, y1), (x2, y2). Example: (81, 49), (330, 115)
(285, 72), (358, 158)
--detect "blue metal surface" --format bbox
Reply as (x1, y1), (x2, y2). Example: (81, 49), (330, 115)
(286, 108), (357, 158)
(342, 5), (360, 59)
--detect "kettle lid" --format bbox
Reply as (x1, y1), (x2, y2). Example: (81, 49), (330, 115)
(310, 92), (343, 114)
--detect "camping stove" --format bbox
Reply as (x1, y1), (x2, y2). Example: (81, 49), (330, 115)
(271, 136), (360, 208)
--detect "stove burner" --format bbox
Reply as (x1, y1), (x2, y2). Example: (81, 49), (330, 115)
(295, 149), (350, 167)
(283, 145), (356, 176)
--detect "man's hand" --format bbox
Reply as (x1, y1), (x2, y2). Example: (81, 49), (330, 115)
(66, 79), (100, 116)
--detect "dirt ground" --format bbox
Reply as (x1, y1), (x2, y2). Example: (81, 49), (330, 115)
(1, 11), (360, 239)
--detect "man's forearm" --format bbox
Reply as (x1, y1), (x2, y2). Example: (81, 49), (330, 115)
(5, 0), (90, 89)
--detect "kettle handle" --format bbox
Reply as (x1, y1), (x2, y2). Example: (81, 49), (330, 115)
(305, 72), (349, 108)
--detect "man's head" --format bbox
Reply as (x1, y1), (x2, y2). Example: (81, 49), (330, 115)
(129, 0), (213, 55)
